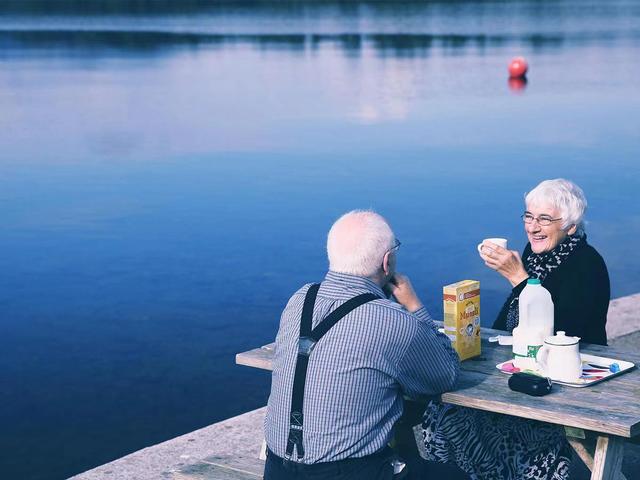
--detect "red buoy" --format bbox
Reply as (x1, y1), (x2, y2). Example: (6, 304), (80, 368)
(508, 57), (528, 78)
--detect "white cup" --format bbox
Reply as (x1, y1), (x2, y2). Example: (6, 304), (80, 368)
(477, 237), (508, 254)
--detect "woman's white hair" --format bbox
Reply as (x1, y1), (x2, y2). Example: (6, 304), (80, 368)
(525, 178), (588, 234)
(327, 210), (395, 277)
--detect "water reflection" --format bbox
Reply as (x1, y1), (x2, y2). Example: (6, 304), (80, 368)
(0, 0), (638, 21)
(508, 76), (528, 93)
(2, 0), (639, 60)
(1, 31), (638, 58)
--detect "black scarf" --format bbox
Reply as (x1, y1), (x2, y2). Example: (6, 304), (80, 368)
(505, 233), (585, 331)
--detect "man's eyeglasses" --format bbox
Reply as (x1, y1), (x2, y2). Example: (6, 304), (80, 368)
(521, 213), (562, 226)
(388, 239), (401, 254)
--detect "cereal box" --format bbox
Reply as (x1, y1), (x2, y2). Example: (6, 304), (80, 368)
(443, 280), (481, 360)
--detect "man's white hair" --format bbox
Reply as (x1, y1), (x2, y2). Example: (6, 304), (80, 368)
(525, 178), (588, 234)
(327, 210), (395, 277)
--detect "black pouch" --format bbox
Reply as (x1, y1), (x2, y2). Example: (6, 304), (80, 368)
(508, 372), (552, 396)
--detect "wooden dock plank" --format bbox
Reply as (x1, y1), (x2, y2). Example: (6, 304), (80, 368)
(175, 454), (264, 480)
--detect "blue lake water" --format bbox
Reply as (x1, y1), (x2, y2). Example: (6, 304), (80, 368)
(1, 1), (639, 478)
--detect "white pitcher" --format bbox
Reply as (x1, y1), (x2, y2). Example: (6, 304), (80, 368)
(536, 331), (582, 382)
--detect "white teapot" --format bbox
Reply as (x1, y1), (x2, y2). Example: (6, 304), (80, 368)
(536, 331), (582, 382)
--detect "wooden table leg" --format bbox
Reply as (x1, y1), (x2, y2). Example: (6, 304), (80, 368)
(568, 435), (596, 471)
(590, 435), (625, 480)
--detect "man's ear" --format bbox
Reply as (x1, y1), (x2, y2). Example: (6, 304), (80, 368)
(382, 251), (391, 275)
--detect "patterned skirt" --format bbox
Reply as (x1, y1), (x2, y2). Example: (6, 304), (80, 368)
(420, 401), (571, 480)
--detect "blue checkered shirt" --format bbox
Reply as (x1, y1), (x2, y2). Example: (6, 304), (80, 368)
(264, 271), (460, 463)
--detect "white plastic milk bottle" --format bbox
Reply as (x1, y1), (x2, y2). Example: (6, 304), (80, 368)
(512, 278), (554, 369)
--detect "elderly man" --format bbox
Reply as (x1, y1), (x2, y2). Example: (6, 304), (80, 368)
(264, 210), (459, 480)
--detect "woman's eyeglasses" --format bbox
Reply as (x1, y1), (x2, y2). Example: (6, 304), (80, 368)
(521, 213), (562, 226)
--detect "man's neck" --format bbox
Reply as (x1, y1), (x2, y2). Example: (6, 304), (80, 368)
(369, 272), (388, 288)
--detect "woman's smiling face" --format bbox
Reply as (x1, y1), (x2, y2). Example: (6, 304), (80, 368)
(524, 203), (574, 254)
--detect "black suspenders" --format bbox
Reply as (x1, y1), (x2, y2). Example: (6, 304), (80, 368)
(285, 283), (381, 460)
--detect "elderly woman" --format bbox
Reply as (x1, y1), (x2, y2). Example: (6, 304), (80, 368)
(420, 179), (610, 480)
(483, 178), (609, 344)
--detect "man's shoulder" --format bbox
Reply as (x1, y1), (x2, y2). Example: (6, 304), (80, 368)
(360, 297), (413, 316)
(283, 282), (319, 305)
(288, 285), (409, 313)
(292, 282), (317, 296)
(280, 283), (316, 312)
(351, 299), (425, 336)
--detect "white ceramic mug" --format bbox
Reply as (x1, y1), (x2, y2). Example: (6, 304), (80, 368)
(477, 237), (508, 254)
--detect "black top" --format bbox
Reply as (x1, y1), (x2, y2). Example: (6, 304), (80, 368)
(493, 240), (610, 345)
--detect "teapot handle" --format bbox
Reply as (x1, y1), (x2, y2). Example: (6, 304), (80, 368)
(536, 345), (549, 374)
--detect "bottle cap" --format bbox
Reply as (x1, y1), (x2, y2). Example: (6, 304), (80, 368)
(527, 278), (541, 285)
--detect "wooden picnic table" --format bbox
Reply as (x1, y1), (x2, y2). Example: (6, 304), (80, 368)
(236, 323), (640, 480)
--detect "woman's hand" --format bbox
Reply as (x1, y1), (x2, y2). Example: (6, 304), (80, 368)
(479, 242), (529, 287)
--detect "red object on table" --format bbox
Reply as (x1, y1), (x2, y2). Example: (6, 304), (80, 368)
(508, 57), (529, 78)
